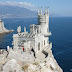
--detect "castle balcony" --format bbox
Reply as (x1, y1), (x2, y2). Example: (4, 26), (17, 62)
(43, 42), (52, 53)
(44, 32), (52, 37)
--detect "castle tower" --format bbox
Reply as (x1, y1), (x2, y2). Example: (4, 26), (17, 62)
(37, 8), (49, 35)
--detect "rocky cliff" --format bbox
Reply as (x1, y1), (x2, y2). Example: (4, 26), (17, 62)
(0, 48), (63, 72)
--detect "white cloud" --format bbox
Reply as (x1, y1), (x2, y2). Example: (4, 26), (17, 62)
(0, 1), (35, 10)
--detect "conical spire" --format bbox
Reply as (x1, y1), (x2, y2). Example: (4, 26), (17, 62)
(37, 8), (39, 15)
(24, 27), (26, 32)
(40, 7), (42, 15)
(47, 7), (49, 14)
(45, 7), (46, 14)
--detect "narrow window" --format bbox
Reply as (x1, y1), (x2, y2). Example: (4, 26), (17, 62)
(38, 43), (40, 51)
(44, 40), (45, 45)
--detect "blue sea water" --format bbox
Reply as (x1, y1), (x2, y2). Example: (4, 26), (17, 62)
(0, 17), (72, 72)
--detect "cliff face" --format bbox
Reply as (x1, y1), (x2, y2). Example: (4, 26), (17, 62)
(0, 49), (63, 72)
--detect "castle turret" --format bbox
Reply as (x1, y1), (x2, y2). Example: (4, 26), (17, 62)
(38, 8), (50, 35)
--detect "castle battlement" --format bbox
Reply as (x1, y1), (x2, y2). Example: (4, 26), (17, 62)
(37, 8), (49, 17)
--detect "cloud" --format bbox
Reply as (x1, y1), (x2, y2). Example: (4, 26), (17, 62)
(0, 1), (35, 10)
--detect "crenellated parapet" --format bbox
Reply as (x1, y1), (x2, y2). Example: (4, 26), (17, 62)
(37, 7), (49, 16)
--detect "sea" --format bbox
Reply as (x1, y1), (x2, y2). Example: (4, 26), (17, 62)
(0, 17), (72, 72)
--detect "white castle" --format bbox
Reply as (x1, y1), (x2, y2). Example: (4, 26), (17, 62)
(13, 8), (52, 57)
(0, 8), (63, 72)
(0, 18), (14, 34)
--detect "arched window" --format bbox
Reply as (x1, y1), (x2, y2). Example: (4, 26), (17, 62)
(38, 43), (40, 51)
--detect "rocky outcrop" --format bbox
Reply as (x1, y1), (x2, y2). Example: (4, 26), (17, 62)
(0, 19), (14, 35)
(2, 59), (23, 72)
(0, 49), (63, 72)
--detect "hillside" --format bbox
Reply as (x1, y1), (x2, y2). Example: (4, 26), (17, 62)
(0, 5), (37, 18)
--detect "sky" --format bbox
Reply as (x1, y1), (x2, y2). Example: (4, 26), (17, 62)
(0, 0), (72, 17)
